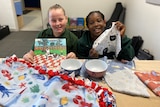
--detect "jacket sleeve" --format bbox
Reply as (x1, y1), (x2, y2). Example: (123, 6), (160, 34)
(116, 35), (135, 61)
(67, 31), (78, 54)
(77, 39), (90, 59)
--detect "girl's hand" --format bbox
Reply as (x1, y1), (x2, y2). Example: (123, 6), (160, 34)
(121, 59), (129, 64)
(115, 21), (126, 37)
(66, 52), (77, 59)
(89, 48), (99, 58)
(23, 50), (34, 63)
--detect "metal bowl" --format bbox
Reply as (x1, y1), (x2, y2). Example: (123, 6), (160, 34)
(85, 59), (108, 78)
(60, 59), (82, 75)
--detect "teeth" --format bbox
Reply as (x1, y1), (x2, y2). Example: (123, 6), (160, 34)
(95, 29), (100, 33)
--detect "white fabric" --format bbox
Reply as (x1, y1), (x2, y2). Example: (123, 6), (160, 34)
(104, 67), (150, 97)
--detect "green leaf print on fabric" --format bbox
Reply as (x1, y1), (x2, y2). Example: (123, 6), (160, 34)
(30, 84), (40, 93)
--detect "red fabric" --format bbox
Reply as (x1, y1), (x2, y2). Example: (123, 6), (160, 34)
(135, 71), (160, 96)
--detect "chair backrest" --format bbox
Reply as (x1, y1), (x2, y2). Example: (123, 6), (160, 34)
(106, 2), (124, 29)
(118, 7), (126, 24)
(131, 36), (144, 56)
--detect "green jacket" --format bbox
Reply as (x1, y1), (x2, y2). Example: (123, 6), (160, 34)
(77, 31), (135, 61)
(32, 28), (78, 54)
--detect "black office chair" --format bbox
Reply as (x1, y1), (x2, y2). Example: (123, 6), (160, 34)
(131, 36), (144, 57)
(106, 2), (125, 29)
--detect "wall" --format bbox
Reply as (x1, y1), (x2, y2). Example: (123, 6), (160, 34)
(40, 0), (160, 59)
(0, 0), (19, 31)
(21, 0), (25, 10)
(40, 0), (125, 29)
(125, 0), (160, 59)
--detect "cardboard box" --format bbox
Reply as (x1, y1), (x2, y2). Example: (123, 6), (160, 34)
(17, 15), (24, 28)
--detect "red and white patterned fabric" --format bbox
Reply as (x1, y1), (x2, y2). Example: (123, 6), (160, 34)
(135, 71), (160, 96)
(34, 55), (66, 69)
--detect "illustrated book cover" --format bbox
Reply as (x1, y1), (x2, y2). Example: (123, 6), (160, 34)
(34, 38), (67, 56)
(34, 38), (67, 68)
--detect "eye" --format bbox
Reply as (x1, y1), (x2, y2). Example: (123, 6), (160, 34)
(88, 21), (94, 25)
(97, 19), (102, 23)
(51, 19), (56, 23)
(58, 18), (64, 22)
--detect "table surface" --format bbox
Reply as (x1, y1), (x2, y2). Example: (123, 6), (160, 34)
(0, 58), (159, 107)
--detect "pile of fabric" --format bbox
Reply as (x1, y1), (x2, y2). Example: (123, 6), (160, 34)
(0, 55), (116, 107)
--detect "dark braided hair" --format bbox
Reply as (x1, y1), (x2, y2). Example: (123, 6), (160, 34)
(86, 11), (105, 27)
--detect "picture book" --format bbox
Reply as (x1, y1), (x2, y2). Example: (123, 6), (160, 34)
(34, 38), (67, 56)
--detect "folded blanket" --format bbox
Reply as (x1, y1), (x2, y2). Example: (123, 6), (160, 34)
(104, 68), (150, 97)
(135, 71), (160, 96)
